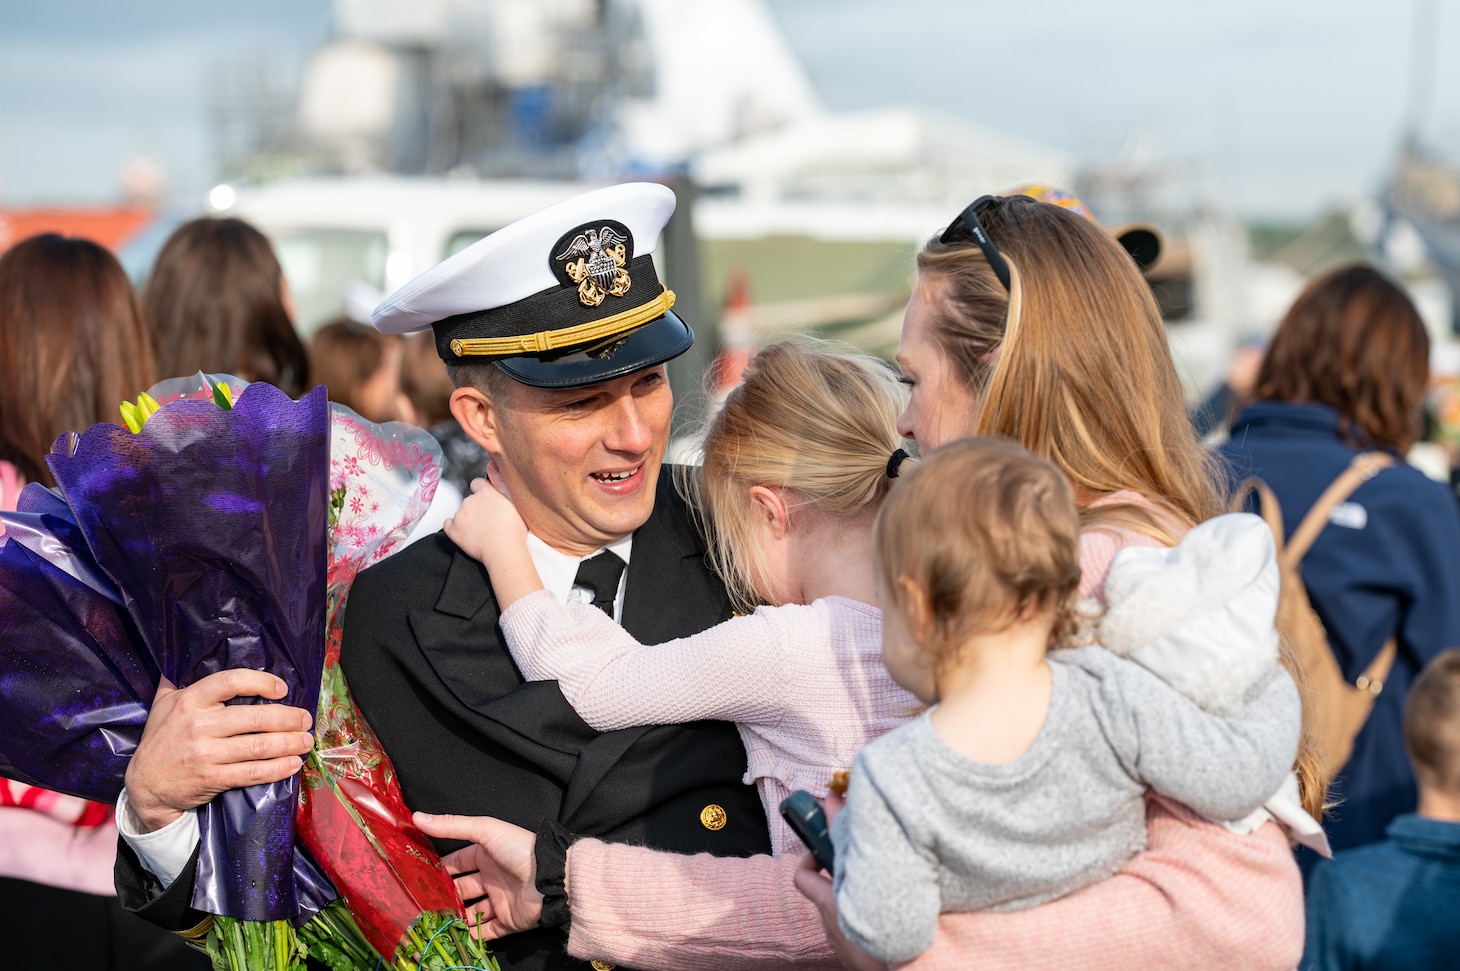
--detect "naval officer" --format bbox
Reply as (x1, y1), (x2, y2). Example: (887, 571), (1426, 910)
(113, 183), (772, 971)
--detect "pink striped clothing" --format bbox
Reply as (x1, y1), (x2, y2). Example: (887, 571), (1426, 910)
(560, 495), (1306, 970)
(0, 460), (122, 894)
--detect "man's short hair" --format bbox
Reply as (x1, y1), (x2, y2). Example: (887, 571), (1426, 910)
(446, 361), (516, 405)
(1404, 647), (1460, 795)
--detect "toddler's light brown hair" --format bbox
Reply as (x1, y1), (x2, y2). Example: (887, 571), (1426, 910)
(875, 436), (1082, 672)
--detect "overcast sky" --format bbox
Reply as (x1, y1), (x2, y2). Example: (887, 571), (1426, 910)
(0, 0), (1455, 219)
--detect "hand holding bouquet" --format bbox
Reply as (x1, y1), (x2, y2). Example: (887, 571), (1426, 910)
(0, 375), (498, 970)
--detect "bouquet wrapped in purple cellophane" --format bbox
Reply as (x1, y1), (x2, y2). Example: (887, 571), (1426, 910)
(0, 485), (154, 799)
(0, 374), (496, 970)
(54, 376), (330, 919)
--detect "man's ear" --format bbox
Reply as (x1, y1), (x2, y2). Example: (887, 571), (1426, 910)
(450, 386), (503, 455)
(747, 485), (791, 540)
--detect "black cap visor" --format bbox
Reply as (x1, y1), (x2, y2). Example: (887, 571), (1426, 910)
(493, 309), (694, 389)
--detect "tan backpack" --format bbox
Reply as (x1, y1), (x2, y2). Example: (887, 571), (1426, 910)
(1235, 452), (1398, 780)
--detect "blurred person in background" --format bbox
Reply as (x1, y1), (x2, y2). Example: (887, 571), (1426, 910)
(308, 318), (407, 423)
(398, 331), (489, 498)
(1303, 648), (1460, 970)
(1191, 339), (1265, 440)
(1221, 264), (1460, 864)
(142, 217), (310, 396)
(394, 332), (465, 543)
(0, 233), (206, 971)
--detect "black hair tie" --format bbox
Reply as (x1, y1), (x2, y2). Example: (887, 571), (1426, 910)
(886, 448), (910, 479)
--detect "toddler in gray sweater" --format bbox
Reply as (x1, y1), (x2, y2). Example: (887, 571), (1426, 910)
(830, 439), (1303, 963)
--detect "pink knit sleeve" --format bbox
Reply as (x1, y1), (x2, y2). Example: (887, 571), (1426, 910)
(499, 590), (796, 730)
(565, 838), (841, 971)
(893, 797), (1304, 971)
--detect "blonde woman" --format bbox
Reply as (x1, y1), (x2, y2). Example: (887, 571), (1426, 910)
(798, 194), (1310, 970)
(419, 197), (1308, 971)
(438, 340), (920, 860)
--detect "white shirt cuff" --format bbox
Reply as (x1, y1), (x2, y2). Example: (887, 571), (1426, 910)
(115, 789), (200, 889)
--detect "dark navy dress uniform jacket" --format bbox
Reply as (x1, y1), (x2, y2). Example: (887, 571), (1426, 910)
(1220, 401), (1460, 856)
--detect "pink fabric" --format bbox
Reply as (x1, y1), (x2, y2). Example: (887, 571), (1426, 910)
(561, 512), (1307, 970)
(895, 797), (1302, 971)
(1077, 490), (1171, 601)
(0, 459), (16, 535)
(500, 591), (916, 856)
(567, 799), (1303, 971)
(0, 780), (112, 827)
(0, 808), (120, 895)
(568, 838), (840, 971)
(0, 460), (122, 894)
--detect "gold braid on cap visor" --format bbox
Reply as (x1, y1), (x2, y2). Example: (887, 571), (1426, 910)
(449, 288), (677, 358)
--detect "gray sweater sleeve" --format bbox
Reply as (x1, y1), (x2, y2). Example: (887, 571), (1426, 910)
(1063, 646), (1300, 821)
(830, 734), (942, 963)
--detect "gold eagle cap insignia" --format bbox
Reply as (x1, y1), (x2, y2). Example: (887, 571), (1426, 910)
(555, 225), (632, 307)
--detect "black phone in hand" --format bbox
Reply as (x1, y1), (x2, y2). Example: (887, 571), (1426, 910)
(780, 789), (835, 872)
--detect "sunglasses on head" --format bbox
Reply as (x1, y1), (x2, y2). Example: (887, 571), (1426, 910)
(938, 194), (1014, 292)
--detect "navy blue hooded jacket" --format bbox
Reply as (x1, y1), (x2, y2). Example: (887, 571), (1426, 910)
(1220, 401), (1460, 856)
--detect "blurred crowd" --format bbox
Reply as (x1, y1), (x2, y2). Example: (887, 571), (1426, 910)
(1, 209), (1459, 971)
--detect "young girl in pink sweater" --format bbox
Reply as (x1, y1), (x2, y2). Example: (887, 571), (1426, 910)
(444, 338), (921, 855)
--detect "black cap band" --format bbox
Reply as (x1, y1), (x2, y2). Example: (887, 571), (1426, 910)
(432, 254), (663, 362)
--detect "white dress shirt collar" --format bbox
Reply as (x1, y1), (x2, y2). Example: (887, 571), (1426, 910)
(524, 532), (633, 621)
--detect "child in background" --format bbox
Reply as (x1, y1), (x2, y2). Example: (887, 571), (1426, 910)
(398, 332), (488, 498)
(394, 332), (468, 544)
(308, 318), (406, 423)
(1303, 648), (1460, 970)
(443, 339), (920, 855)
(830, 437), (1302, 963)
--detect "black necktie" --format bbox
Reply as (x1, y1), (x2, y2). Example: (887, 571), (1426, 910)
(574, 551), (626, 617)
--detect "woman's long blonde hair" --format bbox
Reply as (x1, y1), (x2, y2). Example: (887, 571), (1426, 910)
(917, 198), (1226, 540)
(682, 338), (908, 613)
(916, 196), (1327, 818)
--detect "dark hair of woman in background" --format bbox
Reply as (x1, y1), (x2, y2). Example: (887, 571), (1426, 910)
(0, 233), (156, 487)
(0, 233), (206, 971)
(1253, 263), (1430, 452)
(398, 332), (487, 497)
(142, 217), (310, 396)
(308, 318), (404, 423)
(1222, 263), (1460, 862)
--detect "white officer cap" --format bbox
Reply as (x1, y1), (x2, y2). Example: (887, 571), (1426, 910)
(371, 182), (692, 388)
